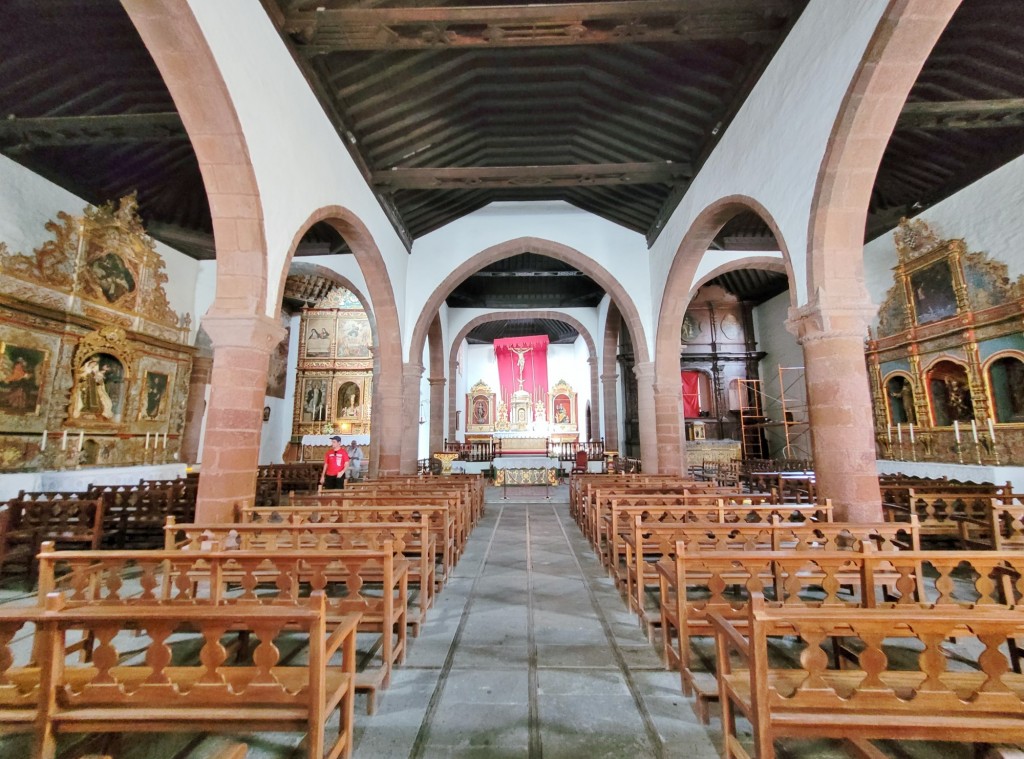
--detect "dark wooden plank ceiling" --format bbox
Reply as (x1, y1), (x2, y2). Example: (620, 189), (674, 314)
(0, 0), (1022, 313)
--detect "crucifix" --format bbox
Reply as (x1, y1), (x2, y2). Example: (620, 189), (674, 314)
(509, 345), (531, 391)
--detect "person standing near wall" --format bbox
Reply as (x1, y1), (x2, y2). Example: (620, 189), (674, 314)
(346, 440), (364, 481)
(320, 435), (350, 490)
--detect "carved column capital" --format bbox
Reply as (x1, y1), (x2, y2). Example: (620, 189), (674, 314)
(600, 372), (619, 384)
(201, 311), (286, 354)
(786, 290), (875, 345)
(427, 376), (447, 387)
(632, 361), (655, 382)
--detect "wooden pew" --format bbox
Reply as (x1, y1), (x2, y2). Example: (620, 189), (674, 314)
(350, 476), (485, 525)
(37, 543), (408, 715)
(660, 546), (1024, 723)
(713, 596), (1024, 759)
(167, 516), (437, 635)
(0, 495), (104, 583)
(882, 489), (1015, 547)
(0, 592), (357, 759)
(240, 500), (457, 583)
(625, 517), (918, 637)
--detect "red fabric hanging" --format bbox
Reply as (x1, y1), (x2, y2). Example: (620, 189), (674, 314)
(681, 371), (701, 418)
(494, 335), (549, 413)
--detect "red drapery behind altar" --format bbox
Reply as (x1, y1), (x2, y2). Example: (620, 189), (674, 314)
(494, 335), (549, 412)
(681, 371), (701, 418)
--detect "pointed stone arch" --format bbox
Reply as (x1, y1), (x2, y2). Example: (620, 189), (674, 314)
(446, 310), (600, 443)
(654, 196), (795, 475)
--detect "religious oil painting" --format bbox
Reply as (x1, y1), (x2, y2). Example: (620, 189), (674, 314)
(338, 381), (361, 418)
(87, 251), (137, 304)
(337, 316), (371, 358)
(139, 371), (169, 421)
(302, 378), (328, 423)
(0, 343), (47, 416)
(71, 352), (125, 422)
(909, 258), (958, 325)
(304, 316), (334, 358)
(266, 321), (290, 398)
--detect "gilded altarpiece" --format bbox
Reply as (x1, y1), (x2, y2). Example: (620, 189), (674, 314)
(293, 288), (373, 438)
(0, 195), (193, 471)
(867, 218), (1024, 465)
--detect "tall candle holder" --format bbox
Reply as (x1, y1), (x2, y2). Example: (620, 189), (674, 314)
(982, 433), (1001, 466)
(897, 439), (904, 462)
(909, 438), (917, 462)
(953, 439), (964, 465)
(972, 438), (983, 465)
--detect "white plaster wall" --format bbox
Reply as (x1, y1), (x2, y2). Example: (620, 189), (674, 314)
(0, 154), (200, 332)
(864, 154), (1024, 320)
(188, 0), (409, 323)
(408, 202), (650, 359)
(648, 0), (888, 324)
(753, 291), (806, 458)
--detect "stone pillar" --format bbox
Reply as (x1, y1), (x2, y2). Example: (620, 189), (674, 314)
(633, 362), (661, 474)
(788, 302), (882, 522)
(428, 376), (446, 455)
(180, 355), (212, 465)
(649, 363), (687, 476)
(401, 362), (425, 474)
(587, 357), (600, 441)
(195, 313), (286, 522)
(601, 371), (619, 450)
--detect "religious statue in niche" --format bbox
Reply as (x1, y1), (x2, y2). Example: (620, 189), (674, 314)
(927, 360), (974, 426)
(303, 379), (327, 422)
(338, 381), (361, 417)
(473, 397), (488, 425)
(886, 375), (916, 424)
(72, 353), (125, 421)
(0, 343), (46, 415)
(990, 355), (1024, 423)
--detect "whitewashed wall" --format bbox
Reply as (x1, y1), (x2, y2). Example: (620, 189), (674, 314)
(752, 291), (805, 459)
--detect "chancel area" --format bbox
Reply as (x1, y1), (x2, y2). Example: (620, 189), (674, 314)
(2, 1), (1024, 758)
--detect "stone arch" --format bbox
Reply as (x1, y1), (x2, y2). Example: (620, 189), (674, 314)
(807, 0), (961, 301)
(279, 207), (405, 476)
(446, 310), (600, 442)
(408, 237), (650, 366)
(654, 195), (796, 475)
(687, 257), (789, 300)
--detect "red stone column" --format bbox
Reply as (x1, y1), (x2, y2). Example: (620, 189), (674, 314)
(650, 363), (687, 476)
(372, 358), (404, 477)
(587, 357), (600, 441)
(633, 362), (662, 474)
(787, 303), (882, 522)
(195, 313), (286, 522)
(401, 362), (425, 474)
(428, 376), (446, 455)
(180, 356), (212, 465)
(601, 371), (619, 451)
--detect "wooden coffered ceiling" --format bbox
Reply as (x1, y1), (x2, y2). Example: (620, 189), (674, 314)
(1, 1), (1023, 312)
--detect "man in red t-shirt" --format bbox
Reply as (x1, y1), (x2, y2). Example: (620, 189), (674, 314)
(321, 435), (350, 490)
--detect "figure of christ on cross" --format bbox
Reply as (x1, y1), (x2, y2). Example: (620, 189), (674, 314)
(509, 345), (531, 391)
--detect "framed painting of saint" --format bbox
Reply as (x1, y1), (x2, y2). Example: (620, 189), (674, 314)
(0, 343), (47, 416)
(303, 315), (335, 358)
(909, 259), (958, 325)
(466, 380), (495, 433)
(139, 371), (170, 421)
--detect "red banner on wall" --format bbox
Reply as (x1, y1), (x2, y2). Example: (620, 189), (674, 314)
(494, 335), (549, 410)
(681, 371), (701, 418)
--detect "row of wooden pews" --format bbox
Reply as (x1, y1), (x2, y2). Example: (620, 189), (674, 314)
(571, 467), (1024, 758)
(0, 471), (484, 758)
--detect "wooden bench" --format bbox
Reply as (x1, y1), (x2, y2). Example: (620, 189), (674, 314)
(661, 545), (1024, 723)
(0, 495), (104, 584)
(349, 477), (485, 526)
(0, 592), (357, 759)
(713, 595), (1024, 759)
(240, 501), (457, 583)
(625, 517), (918, 637)
(37, 543), (408, 715)
(168, 516), (437, 635)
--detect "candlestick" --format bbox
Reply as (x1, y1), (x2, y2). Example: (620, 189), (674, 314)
(970, 419), (978, 443)
(953, 420), (960, 442)
(40, 430), (46, 452)
(145, 432), (150, 449)
(897, 423), (902, 444)
(887, 425), (892, 443)
(988, 417), (996, 442)
(909, 423), (914, 444)
(162, 432), (167, 449)
(77, 430), (84, 451)
(61, 430), (67, 451)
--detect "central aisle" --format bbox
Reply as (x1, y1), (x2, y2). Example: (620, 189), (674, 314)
(353, 486), (720, 758)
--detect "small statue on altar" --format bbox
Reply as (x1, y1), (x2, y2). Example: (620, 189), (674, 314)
(495, 399), (510, 431)
(534, 400), (546, 422)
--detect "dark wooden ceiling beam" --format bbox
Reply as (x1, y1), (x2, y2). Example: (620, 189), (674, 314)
(286, 1), (795, 52)
(0, 113), (186, 150)
(373, 162), (692, 190)
(898, 98), (1024, 130)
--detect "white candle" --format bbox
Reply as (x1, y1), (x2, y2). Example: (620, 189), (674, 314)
(897, 423), (903, 443)
(145, 432), (150, 449)
(887, 424), (892, 443)
(909, 423), (915, 443)
(953, 420), (960, 442)
(61, 430), (67, 450)
(988, 417), (996, 441)
(971, 419), (978, 443)
(77, 430), (84, 450)
(40, 430), (47, 452)
(162, 432), (167, 449)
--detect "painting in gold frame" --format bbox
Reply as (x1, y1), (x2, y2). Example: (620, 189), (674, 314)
(0, 342), (47, 416)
